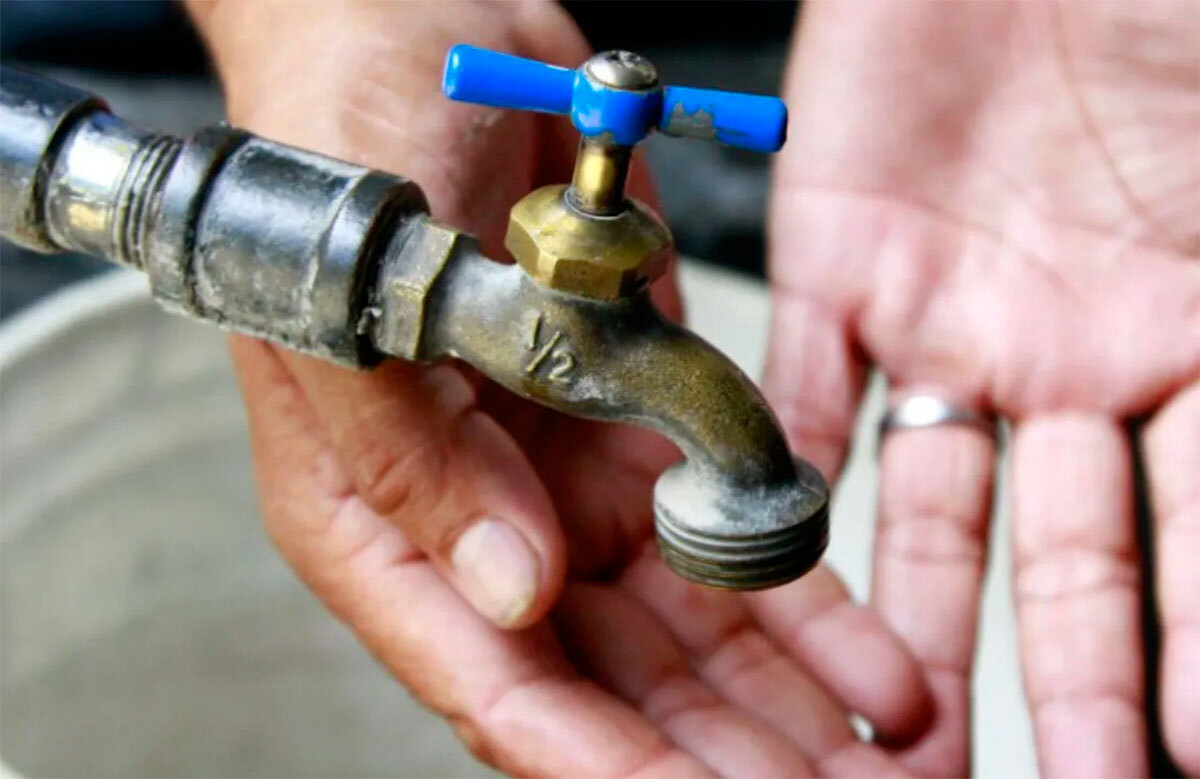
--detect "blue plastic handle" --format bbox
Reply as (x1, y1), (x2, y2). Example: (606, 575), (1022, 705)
(443, 44), (787, 152)
(443, 45), (573, 115)
(660, 86), (787, 153)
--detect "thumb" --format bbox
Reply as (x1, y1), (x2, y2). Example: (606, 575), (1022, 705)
(230, 337), (567, 629)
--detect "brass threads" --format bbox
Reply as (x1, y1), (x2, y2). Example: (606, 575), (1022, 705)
(653, 459), (830, 591)
(567, 140), (631, 216)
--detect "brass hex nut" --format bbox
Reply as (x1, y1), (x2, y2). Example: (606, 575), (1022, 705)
(505, 185), (673, 300)
(374, 218), (462, 361)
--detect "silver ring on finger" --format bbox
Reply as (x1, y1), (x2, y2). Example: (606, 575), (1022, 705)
(878, 393), (998, 444)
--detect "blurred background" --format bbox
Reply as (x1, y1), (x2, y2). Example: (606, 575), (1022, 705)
(0, 0), (797, 320)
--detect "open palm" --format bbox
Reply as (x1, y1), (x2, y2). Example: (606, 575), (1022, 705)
(766, 2), (1199, 775)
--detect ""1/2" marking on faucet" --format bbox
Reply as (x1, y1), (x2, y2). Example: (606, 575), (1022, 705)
(525, 312), (577, 385)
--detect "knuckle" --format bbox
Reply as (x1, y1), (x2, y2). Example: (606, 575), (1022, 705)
(1014, 546), (1139, 603)
(1030, 688), (1142, 716)
(348, 430), (449, 520)
(447, 715), (499, 770)
(876, 512), (987, 567)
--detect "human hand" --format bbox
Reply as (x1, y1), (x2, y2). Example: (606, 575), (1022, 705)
(191, 1), (933, 775)
(766, 1), (1199, 775)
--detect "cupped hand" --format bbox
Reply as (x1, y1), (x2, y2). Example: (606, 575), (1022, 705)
(191, 1), (933, 775)
(766, 1), (1199, 775)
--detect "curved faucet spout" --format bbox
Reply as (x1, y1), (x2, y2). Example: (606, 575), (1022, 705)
(409, 241), (829, 589)
(425, 242), (792, 485)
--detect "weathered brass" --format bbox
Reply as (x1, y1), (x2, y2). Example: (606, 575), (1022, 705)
(568, 140), (632, 215)
(377, 229), (830, 590)
(392, 65), (830, 588)
(371, 218), (462, 361)
(505, 183), (671, 300)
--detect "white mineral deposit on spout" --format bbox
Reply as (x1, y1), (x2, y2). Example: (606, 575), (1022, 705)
(653, 460), (823, 536)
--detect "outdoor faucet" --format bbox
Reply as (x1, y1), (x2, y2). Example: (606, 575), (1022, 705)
(0, 48), (828, 590)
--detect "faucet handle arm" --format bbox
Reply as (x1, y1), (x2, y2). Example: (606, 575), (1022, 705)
(442, 45), (575, 116)
(659, 85), (787, 153)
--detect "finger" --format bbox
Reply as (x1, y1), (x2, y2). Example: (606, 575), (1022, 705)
(762, 284), (866, 480)
(267, 347), (566, 630)
(1011, 414), (1147, 778)
(621, 549), (910, 778)
(743, 565), (932, 745)
(1142, 381), (1200, 774)
(872, 398), (996, 775)
(229, 336), (700, 778)
(557, 582), (812, 778)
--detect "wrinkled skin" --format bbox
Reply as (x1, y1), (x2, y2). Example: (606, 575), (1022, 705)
(765, 2), (1199, 776)
(191, 0), (1199, 776)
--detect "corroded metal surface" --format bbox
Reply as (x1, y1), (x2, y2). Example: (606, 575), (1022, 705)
(654, 458), (829, 589)
(376, 238), (829, 588)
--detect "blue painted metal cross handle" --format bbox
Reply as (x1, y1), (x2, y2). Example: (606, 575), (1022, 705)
(443, 44), (787, 153)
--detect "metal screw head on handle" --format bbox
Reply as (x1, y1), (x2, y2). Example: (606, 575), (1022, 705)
(582, 51), (659, 91)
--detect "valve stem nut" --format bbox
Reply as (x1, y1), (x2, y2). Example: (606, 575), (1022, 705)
(505, 184), (671, 300)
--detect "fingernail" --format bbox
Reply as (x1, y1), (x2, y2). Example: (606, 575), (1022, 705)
(451, 519), (540, 627)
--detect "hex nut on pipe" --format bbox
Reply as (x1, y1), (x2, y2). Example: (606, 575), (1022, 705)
(370, 217), (465, 361)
